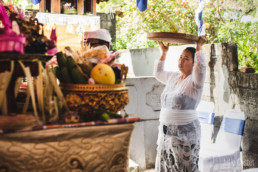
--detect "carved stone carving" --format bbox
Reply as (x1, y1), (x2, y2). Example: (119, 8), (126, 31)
(0, 123), (134, 172)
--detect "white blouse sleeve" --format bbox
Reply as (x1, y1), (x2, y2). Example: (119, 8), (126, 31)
(192, 50), (206, 88)
(153, 59), (176, 84)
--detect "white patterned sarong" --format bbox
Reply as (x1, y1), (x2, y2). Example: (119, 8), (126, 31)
(155, 120), (201, 172)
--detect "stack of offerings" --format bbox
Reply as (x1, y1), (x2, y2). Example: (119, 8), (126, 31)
(55, 46), (129, 122)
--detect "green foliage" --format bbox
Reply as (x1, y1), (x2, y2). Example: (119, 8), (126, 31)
(98, 0), (257, 71)
(2, 0), (39, 9)
(2, 0), (19, 4)
(203, 0), (258, 71)
(114, 0), (199, 49)
(218, 21), (258, 71)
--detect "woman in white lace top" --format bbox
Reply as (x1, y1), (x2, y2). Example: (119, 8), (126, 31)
(154, 36), (206, 172)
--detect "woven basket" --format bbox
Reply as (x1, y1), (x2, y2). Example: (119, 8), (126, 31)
(60, 83), (129, 116)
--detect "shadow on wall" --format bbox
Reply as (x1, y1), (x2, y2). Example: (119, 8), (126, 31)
(209, 44), (218, 142)
(211, 43), (239, 143)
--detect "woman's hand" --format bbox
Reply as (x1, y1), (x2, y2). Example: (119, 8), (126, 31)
(196, 35), (206, 51)
(158, 41), (169, 54)
(158, 41), (169, 61)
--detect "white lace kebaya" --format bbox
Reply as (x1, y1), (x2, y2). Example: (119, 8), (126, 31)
(154, 50), (206, 125)
(154, 50), (206, 172)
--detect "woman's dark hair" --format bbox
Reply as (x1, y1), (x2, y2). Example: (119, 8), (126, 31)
(185, 47), (196, 62)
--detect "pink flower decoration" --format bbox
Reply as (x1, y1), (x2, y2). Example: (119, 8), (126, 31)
(47, 47), (58, 55)
(253, 29), (257, 34)
(88, 78), (95, 85)
(100, 51), (120, 64)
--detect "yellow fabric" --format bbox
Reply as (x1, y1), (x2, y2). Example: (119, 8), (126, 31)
(44, 25), (100, 51)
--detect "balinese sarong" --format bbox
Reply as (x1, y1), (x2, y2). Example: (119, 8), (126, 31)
(155, 109), (201, 172)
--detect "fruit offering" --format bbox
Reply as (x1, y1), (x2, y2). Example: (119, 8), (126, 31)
(90, 64), (115, 84)
(55, 52), (87, 84)
(55, 46), (128, 85)
(54, 46), (129, 122)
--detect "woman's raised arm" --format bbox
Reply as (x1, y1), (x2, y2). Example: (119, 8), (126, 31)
(153, 41), (174, 84)
(192, 36), (207, 88)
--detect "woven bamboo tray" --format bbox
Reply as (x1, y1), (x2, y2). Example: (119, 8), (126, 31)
(60, 83), (129, 117)
(147, 32), (199, 44)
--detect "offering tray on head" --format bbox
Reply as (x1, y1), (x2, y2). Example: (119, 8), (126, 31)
(0, 53), (53, 113)
(147, 32), (199, 44)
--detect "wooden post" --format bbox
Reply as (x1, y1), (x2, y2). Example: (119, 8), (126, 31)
(91, 0), (96, 14)
(51, 0), (61, 14)
(39, 0), (46, 12)
(77, 0), (84, 15)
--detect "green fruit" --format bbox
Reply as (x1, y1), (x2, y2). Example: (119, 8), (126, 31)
(77, 64), (89, 80)
(56, 52), (67, 67)
(56, 66), (72, 83)
(78, 64), (90, 79)
(60, 67), (72, 83)
(67, 56), (77, 70)
(101, 112), (110, 122)
(70, 67), (87, 84)
(55, 67), (63, 82)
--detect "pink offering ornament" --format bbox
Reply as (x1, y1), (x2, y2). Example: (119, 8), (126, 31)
(0, 3), (25, 54)
(17, 9), (25, 20)
(47, 28), (58, 55)
(47, 47), (58, 55)
(50, 28), (57, 42)
(0, 3), (11, 28)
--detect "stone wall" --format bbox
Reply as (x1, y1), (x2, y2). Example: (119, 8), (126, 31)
(125, 43), (258, 170)
(229, 72), (258, 169)
(96, 13), (116, 45)
(24, 9), (39, 20)
(125, 77), (163, 170)
(207, 43), (258, 169)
